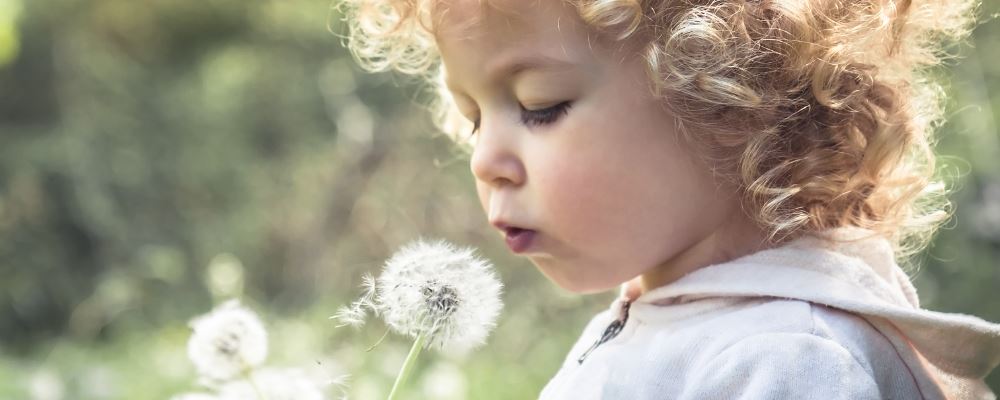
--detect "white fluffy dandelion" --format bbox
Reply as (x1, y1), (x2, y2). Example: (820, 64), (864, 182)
(336, 238), (504, 351)
(187, 299), (268, 382)
(334, 238), (503, 400)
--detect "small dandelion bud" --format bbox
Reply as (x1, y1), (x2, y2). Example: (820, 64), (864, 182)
(186, 299), (268, 382)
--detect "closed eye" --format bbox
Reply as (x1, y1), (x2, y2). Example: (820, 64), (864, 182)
(521, 101), (572, 127)
(468, 101), (572, 138)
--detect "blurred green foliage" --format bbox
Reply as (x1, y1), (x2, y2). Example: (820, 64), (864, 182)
(0, 0), (997, 398)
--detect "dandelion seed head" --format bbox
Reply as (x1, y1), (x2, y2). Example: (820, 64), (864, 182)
(374, 238), (503, 352)
(186, 299), (268, 381)
(423, 282), (459, 317)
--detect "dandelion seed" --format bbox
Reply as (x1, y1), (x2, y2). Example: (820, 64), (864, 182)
(331, 304), (367, 328)
(332, 273), (377, 328)
(187, 299), (268, 382)
(307, 356), (352, 400)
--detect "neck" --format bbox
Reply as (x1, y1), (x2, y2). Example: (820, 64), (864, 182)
(631, 213), (777, 299)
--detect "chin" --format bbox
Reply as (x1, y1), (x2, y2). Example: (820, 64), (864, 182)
(550, 273), (618, 295)
(533, 260), (621, 294)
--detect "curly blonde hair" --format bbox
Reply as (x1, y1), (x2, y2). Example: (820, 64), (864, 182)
(332, 0), (980, 270)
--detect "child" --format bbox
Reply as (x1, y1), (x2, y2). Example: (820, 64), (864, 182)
(335, 0), (1000, 397)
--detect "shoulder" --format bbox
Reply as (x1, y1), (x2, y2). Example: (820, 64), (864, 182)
(546, 298), (926, 400)
(678, 329), (880, 399)
(642, 297), (901, 359)
(656, 298), (918, 399)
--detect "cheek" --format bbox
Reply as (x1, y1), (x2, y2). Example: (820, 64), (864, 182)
(537, 117), (678, 232)
(534, 138), (670, 259)
(475, 181), (487, 206)
(475, 181), (491, 218)
(532, 107), (716, 267)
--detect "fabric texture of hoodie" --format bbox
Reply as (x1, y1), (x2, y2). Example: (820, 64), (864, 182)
(539, 226), (1000, 399)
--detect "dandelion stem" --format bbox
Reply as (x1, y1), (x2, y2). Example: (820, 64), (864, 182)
(240, 358), (267, 400)
(386, 332), (425, 400)
(242, 366), (268, 400)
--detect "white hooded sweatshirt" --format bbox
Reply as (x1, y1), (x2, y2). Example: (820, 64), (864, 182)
(539, 226), (1000, 400)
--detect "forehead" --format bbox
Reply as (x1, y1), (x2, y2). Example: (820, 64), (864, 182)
(431, 0), (577, 43)
(430, 0), (637, 96)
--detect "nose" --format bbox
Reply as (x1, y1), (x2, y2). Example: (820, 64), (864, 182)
(469, 118), (525, 188)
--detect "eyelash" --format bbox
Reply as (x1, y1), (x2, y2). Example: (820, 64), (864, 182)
(468, 101), (572, 138)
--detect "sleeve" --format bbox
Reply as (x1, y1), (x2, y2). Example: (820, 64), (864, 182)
(676, 332), (882, 400)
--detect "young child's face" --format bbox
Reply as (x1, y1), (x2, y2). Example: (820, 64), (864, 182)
(436, 0), (759, 293)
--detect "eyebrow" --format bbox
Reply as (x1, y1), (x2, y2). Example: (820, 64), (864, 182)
(445, 53), (577, 96)
(488, 53), (576, 81)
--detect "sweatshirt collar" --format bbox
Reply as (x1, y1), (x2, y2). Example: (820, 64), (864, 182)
(613, 226), (1000, 382)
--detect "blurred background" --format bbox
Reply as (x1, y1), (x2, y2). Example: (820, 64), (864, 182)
(0, 0), (997, 398)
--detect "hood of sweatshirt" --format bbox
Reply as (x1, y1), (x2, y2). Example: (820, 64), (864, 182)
(617, 226), (1000, 399)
